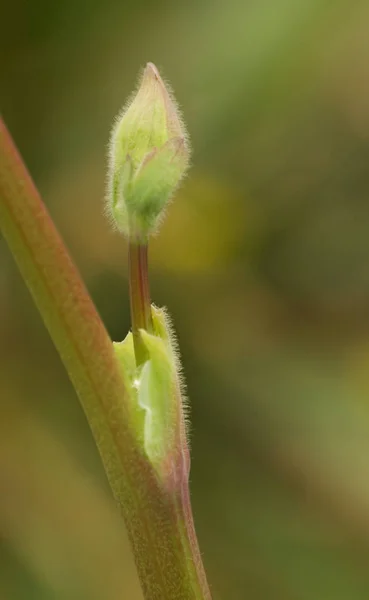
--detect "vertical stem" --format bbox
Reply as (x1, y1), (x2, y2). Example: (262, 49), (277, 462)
(0, 118), (212, 600)
(128, 240), (153, 366)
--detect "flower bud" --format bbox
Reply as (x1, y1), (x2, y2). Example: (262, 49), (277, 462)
(107, 63), (190, 239)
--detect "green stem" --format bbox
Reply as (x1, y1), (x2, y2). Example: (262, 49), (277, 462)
(128, 241), (153, 366)
(0, 118), (211, 600)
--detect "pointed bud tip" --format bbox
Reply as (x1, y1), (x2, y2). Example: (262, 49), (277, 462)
(141, 62), (162, 89)
(145, 62), (160, 79)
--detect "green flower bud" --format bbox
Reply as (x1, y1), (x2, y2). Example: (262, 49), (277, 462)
(107, 63), (190, 240)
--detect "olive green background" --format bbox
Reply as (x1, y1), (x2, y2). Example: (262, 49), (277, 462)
(2, 1), (369, 598)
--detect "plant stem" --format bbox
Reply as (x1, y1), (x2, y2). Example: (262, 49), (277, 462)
(0, 118), (212, 600)
(128, 241), (153, 366)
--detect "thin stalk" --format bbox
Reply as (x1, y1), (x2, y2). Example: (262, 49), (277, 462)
(128, 241), (153, 366)
(0, 118), (211, 599)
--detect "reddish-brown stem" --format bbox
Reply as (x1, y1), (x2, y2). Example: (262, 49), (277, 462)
(128, 241), (153, 365)
(0, 117), (212, 600)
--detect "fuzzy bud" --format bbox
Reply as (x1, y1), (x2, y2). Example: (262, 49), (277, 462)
(107, 63), (190, 240)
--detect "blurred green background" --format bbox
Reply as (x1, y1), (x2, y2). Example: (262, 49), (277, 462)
(2, 0), (369, 598)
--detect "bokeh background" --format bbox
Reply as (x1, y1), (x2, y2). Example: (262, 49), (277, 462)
(2, 0), (369, 598)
